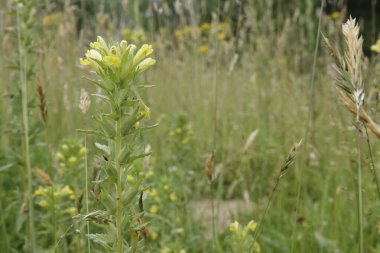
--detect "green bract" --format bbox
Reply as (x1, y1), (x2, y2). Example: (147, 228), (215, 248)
(79, 36), (156, 253)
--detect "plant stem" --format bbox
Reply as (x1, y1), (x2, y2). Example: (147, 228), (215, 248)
(363, 126), (380, 201)
(115, 119), (123, 253)
(84, 136), (91, 253)
(356, 106), (364, 253)
(16, 6), (36, 253)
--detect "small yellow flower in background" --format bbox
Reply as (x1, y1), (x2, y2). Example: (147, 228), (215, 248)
(160, 247), (171, 253)
(198, 45), (209, 54)
(169, 192), (177, 202)
(134, 121), (140, 129)
(253, 241), (261, 253)
(34, 186), (46, 196)
(150, 205), (158, 214)
(62, 144), (69, 151)
(58, 166), (67, 174)
(179, 250), (186, 253)
(150, 230), (158, 240)
(246, 220), (257, 232)
(175, 227), (184, 235)
(60, 185), (75, 199)
(217, 32), (226, 41)
(65, 207), (77, 216)
(163, 184), (169, 190)
(55, 152), (64, 161)
(146, 170), (154, 177)
(79, 147), (86, 156)
(181, 138), (189, 145)
(68, 156), (77, 164)
(38, 200), (49, 208)
(104, 55), (121, 68)
(127, 174), (134, 182)
(330, 11), (341, 20)
(175, 29), (183, 39)
(169, 130), (175, 136)
(200, 22), (211, 31)
(147, 189), (157, 197)
(371, 39), (380, 53)
(175, 128), (182, 134)
(229, 221), (239, 233)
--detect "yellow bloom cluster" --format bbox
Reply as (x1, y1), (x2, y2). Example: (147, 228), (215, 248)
(80, 36), (156, 76)
(34, 185), (76, 208)
(371, 39), (380, 53)
(55, 142), (86, 174)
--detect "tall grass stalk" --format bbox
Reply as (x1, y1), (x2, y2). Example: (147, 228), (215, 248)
(364, 126), (380, 201)
(16, 4), (36, 252)
(292, 1), (324, 252)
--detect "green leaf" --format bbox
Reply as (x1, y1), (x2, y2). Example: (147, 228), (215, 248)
(95, 142), (111, 155)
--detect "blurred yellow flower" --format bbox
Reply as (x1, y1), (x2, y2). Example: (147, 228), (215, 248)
(68, 156), (77, 164)
(34, 186), (46, 196)
(55, 152), (64, 161)
(181, 138), (189, 145)
(198, 45), (209, 54)
(38, 200), (49, 208)
(127, 174), (134, 182)
(200, 22), (211, 31)
(150, 230), (158, 240)
(150, 205), (158, 214)
(147, 189), (157, 197)
(79, 147), (86, 156)
(169, 192), (177, 202)
(175, 29), (183, 39)
(229, 221), (239, 233)
(246, 220), (257, 232)
(330, 11), (341, 20)
(62, 144), (69, 151)
(371, 40), (380, 53)
(65, 207), (77, 216)
(253, 241), (261, 253)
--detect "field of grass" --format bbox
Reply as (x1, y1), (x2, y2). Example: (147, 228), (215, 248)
(1, 0), (380, 252)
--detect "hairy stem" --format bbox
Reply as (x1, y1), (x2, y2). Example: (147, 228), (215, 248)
(17, 6), (36, 253)
(84, 136), (91, 253)
(115, 119), (123, 253)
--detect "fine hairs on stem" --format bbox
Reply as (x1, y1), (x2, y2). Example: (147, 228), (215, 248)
(16, 3), (36, 252)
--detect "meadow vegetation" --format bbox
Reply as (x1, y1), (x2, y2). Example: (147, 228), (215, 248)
(1, 0), (380, 252)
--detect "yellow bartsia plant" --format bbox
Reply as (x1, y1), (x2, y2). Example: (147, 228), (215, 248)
(77, 36), (156, 253)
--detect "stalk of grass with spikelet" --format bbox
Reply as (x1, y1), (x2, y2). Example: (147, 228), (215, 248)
(323, 17), (375, 253)
(77, 37), (156, 253)
(250, 139), (302, 252)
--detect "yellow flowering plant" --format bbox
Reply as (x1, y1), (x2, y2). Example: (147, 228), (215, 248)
(228, 220), (260, 253)
(77, 36), (156, 253)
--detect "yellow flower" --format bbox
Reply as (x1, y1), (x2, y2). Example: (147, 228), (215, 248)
(139, 103), (151, 119)
(38, 200), (49, 208)
(253, 241), (261, 253)
(79, 147), (86, 156)
(85, 49), (102, 61)
(160, 247), (171, 253)
(175, 29), (183, 39)
(169, 130), (175, 136)
(217, 32), (225, 41)
(150, 205), (158, 214)
(61, 185), (75, 198)
(65, 207), (77, 216)
(104, 55), (121, 68)
(133, 44), (154, 65)
(175, 227), (184, 235)
(127, 174), (134, 182)
(146, 170), (154, 177)
(198, 45), (208, 54)
(58, 167), (67, 174)
(136, 58), (156, 73)
(134, 121), (140, 129)
(90, 41), (102, 50)
(55, 152), (64, 161)
(179, 250), (186, 253)
(68, 156), (77, 164)
(200, 22), (211, 31)
(246, 220), (257, 232)
(80, 58), (90, 65)
(169, 192), (177, 202)
(181, 138), (189, 145)
(229, 221), (239, 233)
(371, 40), (380, 53)
(150, 230), (158, 240)
(147, 189), (157, 197)
(163, 185), (169, 190)
(330, 11), (341, 20)
(34, 186), (46, 196)
(62, 144), (69, 151)
(175, 128), (182, 134)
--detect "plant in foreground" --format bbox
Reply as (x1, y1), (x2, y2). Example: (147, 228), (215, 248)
(77, 36), (156, 253)
(228, 220), (260, 253)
